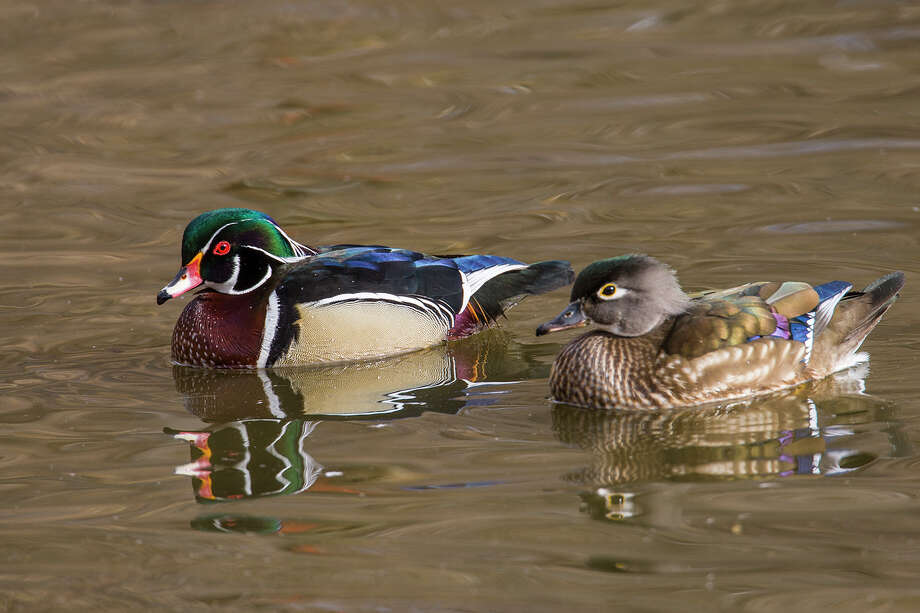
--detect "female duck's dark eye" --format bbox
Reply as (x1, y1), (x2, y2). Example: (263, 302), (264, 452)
(597, 282), (618, 299)
(213, 240), (231, 256)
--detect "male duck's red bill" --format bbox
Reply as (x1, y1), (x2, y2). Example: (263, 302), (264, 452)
(157, 252), (203, 305)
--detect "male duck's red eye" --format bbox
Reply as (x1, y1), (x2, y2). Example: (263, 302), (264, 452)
(213, 240), (231, 256)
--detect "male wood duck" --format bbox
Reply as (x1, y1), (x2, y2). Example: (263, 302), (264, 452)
(157, 208), (573, 367)
(536, 255), (904, 410)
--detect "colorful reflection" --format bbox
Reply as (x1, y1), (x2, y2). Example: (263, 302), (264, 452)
(170, 419), (324, 503)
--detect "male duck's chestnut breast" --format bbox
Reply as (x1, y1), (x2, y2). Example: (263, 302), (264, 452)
(172, 294), (265, 368)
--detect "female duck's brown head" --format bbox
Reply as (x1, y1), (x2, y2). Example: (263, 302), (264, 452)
(537, 255), (691, 338)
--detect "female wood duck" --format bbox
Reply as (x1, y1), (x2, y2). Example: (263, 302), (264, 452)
(157, 208), (573, 368)
(536, 255), (904, 410)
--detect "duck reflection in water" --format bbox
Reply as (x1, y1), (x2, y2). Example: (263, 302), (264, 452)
(169, 419), (328, 503)
(551, 365), (909, 522)
(171, 332), (543, 422)
(168, 334), (545, 506)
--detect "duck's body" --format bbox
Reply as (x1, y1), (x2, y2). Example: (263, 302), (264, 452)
(537, 255), (904, 410)
(159, 209), (573, 368)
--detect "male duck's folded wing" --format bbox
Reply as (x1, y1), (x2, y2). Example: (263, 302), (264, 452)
(464, 259), (574, 323)
(275, 246), (467, 312)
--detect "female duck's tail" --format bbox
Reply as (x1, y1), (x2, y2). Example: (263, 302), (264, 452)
(810, 271), (905, 376)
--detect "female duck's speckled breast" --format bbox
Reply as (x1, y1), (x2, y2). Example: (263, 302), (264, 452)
(549, 330), (681, 410)
(548, 328), (808, 410)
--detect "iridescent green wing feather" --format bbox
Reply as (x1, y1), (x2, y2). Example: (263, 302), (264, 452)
(665, 282), (820, 359)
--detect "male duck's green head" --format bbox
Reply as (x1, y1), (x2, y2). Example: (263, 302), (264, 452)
(157, 208), (314, 305)
(536, 254), (691, 338)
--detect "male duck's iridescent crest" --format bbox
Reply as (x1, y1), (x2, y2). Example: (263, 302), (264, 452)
(157, 208), (314, 306)
(537, 255), (904, 410)
(158, 208), (574, 368)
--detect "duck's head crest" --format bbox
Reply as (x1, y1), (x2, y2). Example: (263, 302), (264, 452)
(538, 254), (690, 337)
(158, 208), (315, 304)
(180, 208), (310, 262)
(575, 255), (690, 336)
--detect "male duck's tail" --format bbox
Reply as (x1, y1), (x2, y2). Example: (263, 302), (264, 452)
(810, 271), (905, 376)
(449, 260), (574, 338)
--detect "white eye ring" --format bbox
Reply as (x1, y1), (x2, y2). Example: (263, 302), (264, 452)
(596, 282), (628, 301)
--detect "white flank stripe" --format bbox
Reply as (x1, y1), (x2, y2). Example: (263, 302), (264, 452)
(461, 263), (526, 310)
(313, 292), (453, 318)
(308, 292), (455, 332)
(258, 291), (280, 368)
(458, 270), (470, 314)
(312, 292), (424, 308)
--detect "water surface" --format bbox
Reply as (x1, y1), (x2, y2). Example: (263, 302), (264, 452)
(2, 1), (920, 611)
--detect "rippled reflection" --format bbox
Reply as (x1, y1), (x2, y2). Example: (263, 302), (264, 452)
(172, 333), (544, 422)
(191, 514), (285, 535)
(168, 334), (546, 506)
(169, 419), (323, 503)
(552, 366), (908, 521)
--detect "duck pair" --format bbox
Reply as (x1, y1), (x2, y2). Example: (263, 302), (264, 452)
(159, 208), (904, 410)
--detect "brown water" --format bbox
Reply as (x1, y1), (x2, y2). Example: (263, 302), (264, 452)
(2, 1), (920, 610)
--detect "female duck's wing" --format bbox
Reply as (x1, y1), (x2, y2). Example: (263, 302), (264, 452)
(664, 280), (853, 362)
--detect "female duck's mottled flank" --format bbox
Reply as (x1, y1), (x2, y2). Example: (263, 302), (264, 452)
(536, 255), (904, 410)
(158, 208), (574, 368)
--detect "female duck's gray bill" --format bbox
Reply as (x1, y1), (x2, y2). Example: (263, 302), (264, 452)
(536, 301), (588, 336)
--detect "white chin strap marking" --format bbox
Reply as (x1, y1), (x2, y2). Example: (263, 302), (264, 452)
(206, 255), (241, 293)
(207, 256), (275, 295)
(232, 265), (273, 295)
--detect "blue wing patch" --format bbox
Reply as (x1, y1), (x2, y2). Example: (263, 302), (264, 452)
(415, 259), (461, 270)
(789, 280), (852, 363)
(452, 254), (524, 274)
(814, 281), (853, 301)
(812, 281), (852, 337)
(343, 259), (380, 271)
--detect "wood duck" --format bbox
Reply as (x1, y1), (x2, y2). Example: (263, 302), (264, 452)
(157, 208), (573, 367)
(536, 255), (904, 410)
